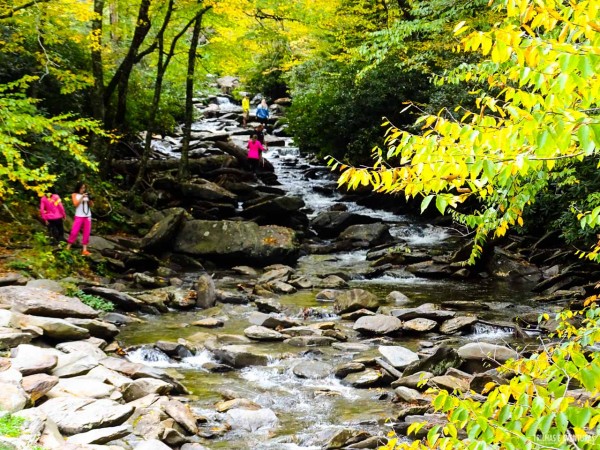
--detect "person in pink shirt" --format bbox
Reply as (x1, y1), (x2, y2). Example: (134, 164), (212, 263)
(247, 134), (265, 174)
(40, 187), (67, 244)
(66, 181), (93, 256)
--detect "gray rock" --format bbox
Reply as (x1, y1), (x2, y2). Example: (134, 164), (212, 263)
(427, 375), (470, 392)
(470, 369), (509, 393)
(82, 286), (144, 311)
(0, 380), (29, 412)
(439, 316), (479, 334)
(394, 386), (431, 404)
(65, 318), (119, 340)
(122, 378), (173, 402)
(173, 220), (299, 264)
(254, 298), (282, 313)
(289, 276), (313, 289)
(52, 352), (99, 377)
(140, 209), (185, 252)
(48, 376), (115, 399)
(402, 318), (437, 333)
(215, 289), (249, 305)
(248, 311), (300, 329)
(311, 211), (378, 238)
(192, 317), (224, 328)
(285, 336), (336, 347)
(66, 424), (131, 445)
(335, 289), (380, 314)
(56, 340), (107, 360)
(10, 344), (59, 375)
(12, 313), (90, 341)
(21, 373), (59, 402)
(403, 346), (463, 377)
(332, 342), (370, 352)
(390, 303), (456, 322)
(39, 397), (134, 435)
(215, 398), (261, 413)
(338, 223), (393, 247)
(244, 325), (286, 341)
(315, 289), (342, 302)
(319, 275), (348, 288)
(343, 369), (390, 388)
(0, 286), (98, 318)
(334, 362), (366, 378)
(182, 179), (237, 203)
(392, 371), (433, 390)
(258, 267), (294, 283)
(378, 346), (420, 369)
(0, 330), (34, 349)
(353, 315), (402, 335)
(25, 279), (64, 293)
(196, 273), (216, 309)
(292, 361), (332, 379)
(212, 345), (269, 368)
(340, 309), (375, 321)
(386, 291), (411, 305)
(163, 398), (199, 434)
(321, 428), (373, 449)
(457, 342), (518, 363)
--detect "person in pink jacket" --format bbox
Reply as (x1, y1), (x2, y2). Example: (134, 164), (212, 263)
(247, 134), (265, 174)
(40, 187), (67, 244)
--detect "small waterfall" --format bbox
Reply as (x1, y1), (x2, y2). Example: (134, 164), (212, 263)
(470, 322), (515, 340)
(126, 346), (174, 368)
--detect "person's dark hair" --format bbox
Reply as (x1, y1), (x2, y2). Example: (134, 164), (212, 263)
(73, 181), (85, 193)
(251, 134), (258, 140)
(46, 186), (58, 195)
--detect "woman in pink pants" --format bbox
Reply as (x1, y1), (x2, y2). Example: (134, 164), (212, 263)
(66, 182), (93, 256)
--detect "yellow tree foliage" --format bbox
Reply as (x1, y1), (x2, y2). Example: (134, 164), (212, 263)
(333, 0), (600, 263)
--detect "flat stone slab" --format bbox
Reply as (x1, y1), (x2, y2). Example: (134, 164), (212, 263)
(0, 286), (98, 318)
(378, 345), (420, 369)
(39, 397), (134, 435)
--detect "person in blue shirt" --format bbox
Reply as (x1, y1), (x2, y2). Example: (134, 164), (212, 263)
(256, 99), (270, 126)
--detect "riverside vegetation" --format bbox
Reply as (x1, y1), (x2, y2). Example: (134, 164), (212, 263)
(1, 0), (600, 449)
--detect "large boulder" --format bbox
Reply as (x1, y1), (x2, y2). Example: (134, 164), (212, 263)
(140, 209), (186, 252)
(12, 313), (90, 341)
(310, 211), (378, 238)
(173, 220), (299, 264)
(181, 180), (237, 204)
(334, 289), (380, 314)
(241, 196), (308, 230)
(338, 223), (393, 248)
(457, 342), (518, 363)
(0, 286), (98, 319)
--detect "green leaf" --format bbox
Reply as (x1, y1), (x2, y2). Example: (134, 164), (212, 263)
(421, 195), (434, 213)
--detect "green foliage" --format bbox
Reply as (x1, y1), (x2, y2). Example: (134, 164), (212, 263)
(387, 297), (600, 449)
(0, 77), (104, 199)
(286, 59), (428, 162)
(6, 233), (93, 279)
(334, 0), (600, 263)
(0, 414), (25, 438)
(71, 289), (114, 312)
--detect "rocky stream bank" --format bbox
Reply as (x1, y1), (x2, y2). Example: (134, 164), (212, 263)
(0, 91), (597, 450)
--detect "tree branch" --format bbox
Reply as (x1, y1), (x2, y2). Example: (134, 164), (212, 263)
(0, 0), (51, 20)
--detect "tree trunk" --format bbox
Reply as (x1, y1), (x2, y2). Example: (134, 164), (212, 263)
(104, 0), (152, 129)
(90, 0), (108, 165)
(178, 6), (204, 181)
(134, 3), (211, 191)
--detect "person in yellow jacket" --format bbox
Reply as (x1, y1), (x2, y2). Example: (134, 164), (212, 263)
(242, 94), (250, 127)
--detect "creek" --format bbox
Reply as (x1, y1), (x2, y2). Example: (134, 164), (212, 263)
(117, 98), (541, 449)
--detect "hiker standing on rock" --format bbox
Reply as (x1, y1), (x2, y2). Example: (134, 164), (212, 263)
(242, 94), (250, 128)
(40, 187), (66, 244)
(247, 134), (266, 174)
(256, 98), (270, 127)
(66, 181), (93, 256)
(254, 123), (268, 151)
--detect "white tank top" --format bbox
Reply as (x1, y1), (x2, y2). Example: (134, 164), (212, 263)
(74, 193), (92, 218)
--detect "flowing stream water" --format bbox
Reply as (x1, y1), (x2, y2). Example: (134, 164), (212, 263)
(118, 100), (541, 449)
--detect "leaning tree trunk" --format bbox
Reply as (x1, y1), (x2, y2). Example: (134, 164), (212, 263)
(179, 4), (208, 181)
(104, 0), (152, 130)
(90, 0), (109, 168)
(133, 2), (210, 191)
